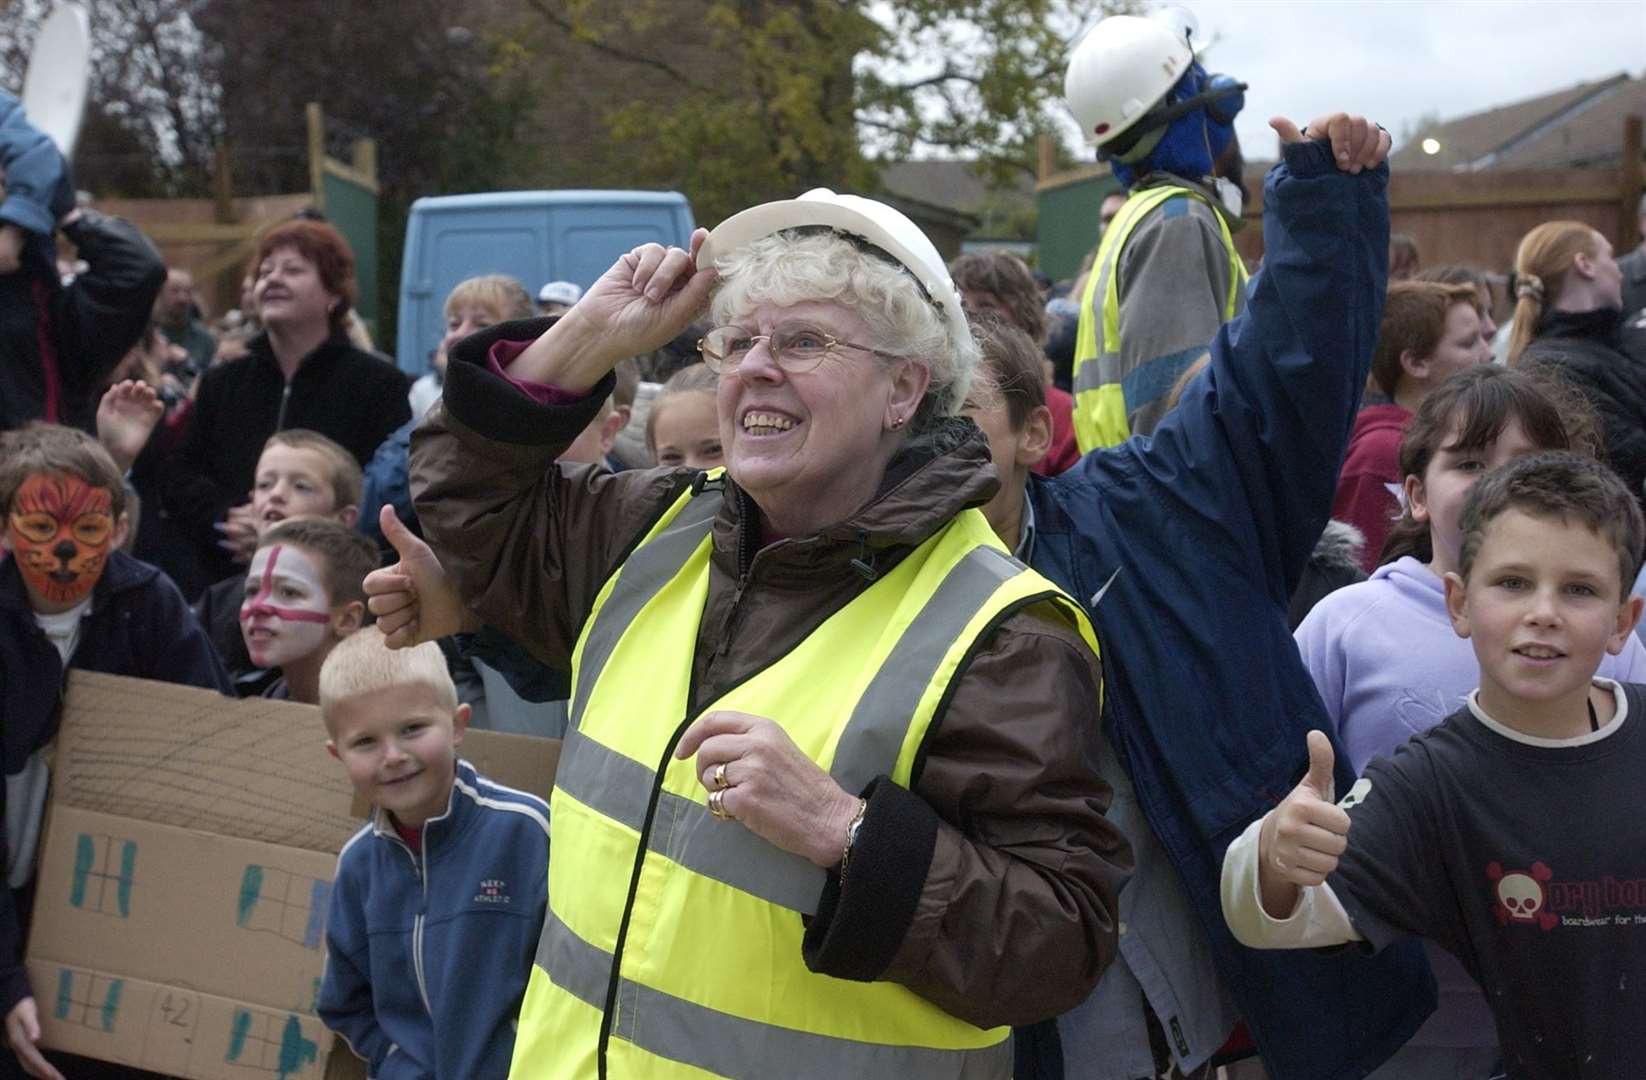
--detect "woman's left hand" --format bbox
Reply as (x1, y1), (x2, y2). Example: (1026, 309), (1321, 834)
(676, 711), (863, 869)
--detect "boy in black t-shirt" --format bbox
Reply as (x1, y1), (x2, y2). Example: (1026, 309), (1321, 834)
(1222, 452), (1646, 1079)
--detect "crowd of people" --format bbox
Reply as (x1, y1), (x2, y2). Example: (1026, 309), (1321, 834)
(2, 9), (1646, 1080)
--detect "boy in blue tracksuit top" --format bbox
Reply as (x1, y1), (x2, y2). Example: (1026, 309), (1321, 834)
(317, 626), (549, 1079)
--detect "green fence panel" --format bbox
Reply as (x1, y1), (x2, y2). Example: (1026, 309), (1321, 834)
(323, 172), (378, 339)
(1036, 174), (1121, 284)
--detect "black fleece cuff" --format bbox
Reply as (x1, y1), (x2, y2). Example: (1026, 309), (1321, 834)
(802, 776), (937, 982)
(0, 962), (32, 1018)
(441, 316), (616, 447)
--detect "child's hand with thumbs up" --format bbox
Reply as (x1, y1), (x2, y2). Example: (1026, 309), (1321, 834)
(1257, 730), (1352, 917)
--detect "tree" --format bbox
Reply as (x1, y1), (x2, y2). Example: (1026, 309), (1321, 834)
(0, 0), (225, 197)
(516, 0), (1137, 225)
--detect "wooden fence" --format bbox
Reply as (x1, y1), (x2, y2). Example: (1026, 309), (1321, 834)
(81, 104), (378, 327)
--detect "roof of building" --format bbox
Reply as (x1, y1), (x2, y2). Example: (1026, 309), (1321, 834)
(878, 159), (1035, 213)
(1392, 73), (1645, 172)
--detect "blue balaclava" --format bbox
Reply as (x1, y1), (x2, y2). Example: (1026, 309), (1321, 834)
(1109, 61), (1241, 190)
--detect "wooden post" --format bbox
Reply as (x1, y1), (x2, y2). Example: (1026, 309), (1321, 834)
(351, 138), (377, 187)
(1623, 115), (1643, 253)
(212, 142), (235, 224)
(306, 102), (327, 213)
(1037, 134), (1055, 184)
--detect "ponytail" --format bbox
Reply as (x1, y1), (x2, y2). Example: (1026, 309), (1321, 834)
(1505, 221), (1602, 366)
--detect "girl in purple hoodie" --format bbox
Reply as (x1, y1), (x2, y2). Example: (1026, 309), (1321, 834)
(1295, 364), (1646, 1078)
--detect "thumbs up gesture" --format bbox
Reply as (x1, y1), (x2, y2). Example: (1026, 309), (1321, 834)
(363, 506), (470, 648)
(1257, 731), (1352, 916)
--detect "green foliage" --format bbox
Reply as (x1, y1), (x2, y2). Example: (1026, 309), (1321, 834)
(523, 0), (1136, 225)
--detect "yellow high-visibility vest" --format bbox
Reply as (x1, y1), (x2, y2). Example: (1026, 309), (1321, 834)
(510, 477), (1098, 1079)
(1072, 183), (1246, 451)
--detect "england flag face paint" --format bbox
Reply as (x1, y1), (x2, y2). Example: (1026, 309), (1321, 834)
(239, 544), (333, 669)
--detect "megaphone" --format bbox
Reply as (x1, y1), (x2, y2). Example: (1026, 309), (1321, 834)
(21, 4), (91, 158)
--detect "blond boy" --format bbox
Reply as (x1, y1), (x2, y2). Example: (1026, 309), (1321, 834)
(318, 628), (549, 1079)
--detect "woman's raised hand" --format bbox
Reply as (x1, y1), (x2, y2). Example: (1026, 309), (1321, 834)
(567, 227), (717, 361)
(504, 228), (716, 390)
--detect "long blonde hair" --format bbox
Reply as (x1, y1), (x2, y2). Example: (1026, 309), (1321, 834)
(1506, 221), (1602, 366)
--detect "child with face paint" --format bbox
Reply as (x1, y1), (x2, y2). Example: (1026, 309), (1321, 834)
(240, 517), (378, 704)
(0, 425), (230, 1078)
(197, 430), (362, 696)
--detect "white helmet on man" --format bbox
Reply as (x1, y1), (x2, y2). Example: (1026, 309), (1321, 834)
(1063, 14), (1194, 149)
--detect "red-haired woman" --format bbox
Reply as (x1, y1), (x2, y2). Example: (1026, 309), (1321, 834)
(165, 218), (409, 588)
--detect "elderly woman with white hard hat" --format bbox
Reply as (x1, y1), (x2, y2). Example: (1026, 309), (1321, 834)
(401, 190), (1130, 1077)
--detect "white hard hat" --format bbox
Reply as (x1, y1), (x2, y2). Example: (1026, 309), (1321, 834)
(696, 188), (970, 350)
(1063, 14), (1193, 149)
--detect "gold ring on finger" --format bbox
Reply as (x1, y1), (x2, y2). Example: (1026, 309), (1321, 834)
(708, 788), (732, 820)
(713, 762), (729, 790)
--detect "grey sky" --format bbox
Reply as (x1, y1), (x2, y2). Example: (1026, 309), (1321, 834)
(1176, 0), (1646, 159)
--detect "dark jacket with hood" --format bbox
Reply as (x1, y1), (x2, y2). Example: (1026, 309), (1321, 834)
(0, 208), (166, 433)
(1018, 142), (1435, 1080)
(164, 333), (410, 580)
(1518, 307), (1646, 507)
(0, 550), (231, 1014)
(409, 326), (1132, 1029)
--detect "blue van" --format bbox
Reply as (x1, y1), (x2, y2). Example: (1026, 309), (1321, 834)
(395, 189), (695, 376)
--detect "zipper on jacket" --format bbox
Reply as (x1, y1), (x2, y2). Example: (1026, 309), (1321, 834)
(412, 828), (433, 1017)
(385, 822), (435, 1019)
(274, 380), (292, 431)
(714, 490), (760, 657)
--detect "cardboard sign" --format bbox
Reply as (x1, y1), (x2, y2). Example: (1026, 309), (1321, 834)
(27, 672), (559, 1079)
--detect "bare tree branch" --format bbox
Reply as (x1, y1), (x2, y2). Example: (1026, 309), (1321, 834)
(518, 0), (706, 91)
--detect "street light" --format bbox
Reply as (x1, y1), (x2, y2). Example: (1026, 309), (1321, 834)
(1421, 137), (1441, 155)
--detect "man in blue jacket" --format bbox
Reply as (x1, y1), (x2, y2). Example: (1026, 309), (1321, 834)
(1005, 115), (1437, 1079)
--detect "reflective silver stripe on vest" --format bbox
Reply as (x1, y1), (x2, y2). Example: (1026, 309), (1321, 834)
(556, 727), (654, 831)
(535, 908), (1009, 1079)
(562, 520), (1033, 916)
(828, 545), (1022, 794)
(569, 487), (722, 732)
(556, 716), (830, 914)
(649, 782), (826, 914)
(1073, 353), (1128, 394)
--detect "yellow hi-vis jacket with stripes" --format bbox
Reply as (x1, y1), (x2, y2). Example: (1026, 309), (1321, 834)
(509, 480), (1099, 1079)
(1072, 182), (1247, 451)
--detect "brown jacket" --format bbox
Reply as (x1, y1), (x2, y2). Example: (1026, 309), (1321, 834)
(410, 322), (1131, 1027)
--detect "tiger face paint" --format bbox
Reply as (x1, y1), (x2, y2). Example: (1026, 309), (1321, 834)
(240, 543), (334, 670)
(5, 473), (117, 610)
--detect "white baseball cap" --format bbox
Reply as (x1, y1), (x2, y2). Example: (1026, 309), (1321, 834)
(538, 280), (582, 307)
(696, 188), (970, 349)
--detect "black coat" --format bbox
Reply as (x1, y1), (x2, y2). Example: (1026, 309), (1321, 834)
(1519, 307), (1646, 506)
(164, 333), (410, 579)
(0, 210), (166, 432)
